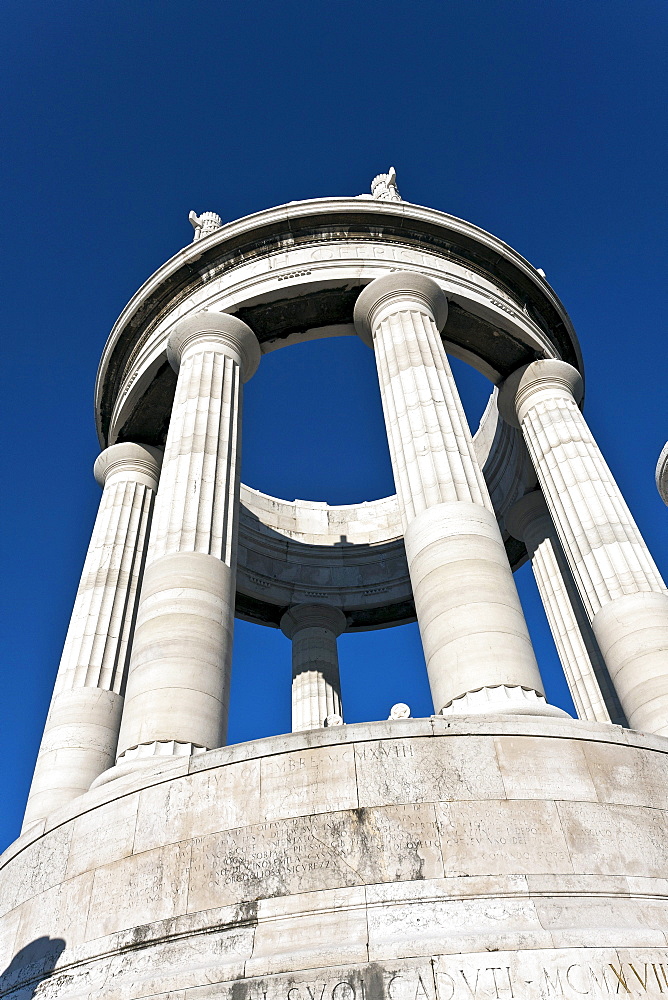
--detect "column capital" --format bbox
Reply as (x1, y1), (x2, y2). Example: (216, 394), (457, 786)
(505, 490), (551, 542)
(656, 442), (668, 507)
(353, 272), (448, 347)
(167, 311), (261, 382)
(498, 358), (583, 428)
(280, 603), (347, 639)
(93, 442), (163, 489)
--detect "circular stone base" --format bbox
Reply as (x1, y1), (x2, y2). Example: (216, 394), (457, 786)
(3, 716), (668, 998)
(440, 684), (572, 718)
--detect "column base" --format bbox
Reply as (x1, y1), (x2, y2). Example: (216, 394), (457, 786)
(592, 590), (668, 736)
(90, 740), (207, 790)
(117, 739), (207, 763)
(404, 502), (547, 714)
(440, 684), (571, 719)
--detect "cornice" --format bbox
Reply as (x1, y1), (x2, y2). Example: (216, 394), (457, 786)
(95, 197), (582, 445)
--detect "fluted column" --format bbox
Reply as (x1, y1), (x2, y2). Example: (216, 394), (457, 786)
(354, 273), (559, 718)
(500, 359), (668, 735)
(116, 312), (261, 763)
(22, 443), (162, 830)
(280, 604), (346, 731)
(507, 491), (626, 725)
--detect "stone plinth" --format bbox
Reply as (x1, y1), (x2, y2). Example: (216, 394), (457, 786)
(4, 718), (668, 998)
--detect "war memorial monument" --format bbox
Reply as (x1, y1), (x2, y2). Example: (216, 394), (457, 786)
(2, 171), (668, 999)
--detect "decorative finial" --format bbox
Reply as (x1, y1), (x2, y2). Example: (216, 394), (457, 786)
(189, 210), (222, 242)
(371, 167), (402, 202)
(389, 703), (411, 720)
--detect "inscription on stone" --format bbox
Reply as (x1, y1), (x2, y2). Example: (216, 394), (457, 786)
(187, 804), (442, 911)
(437, 800), (572, 876)
(355, 737), (505, 808)
(194, 961), (437, 1000)
(157, 953), (668, 1000)
(434, 950), (668, 998)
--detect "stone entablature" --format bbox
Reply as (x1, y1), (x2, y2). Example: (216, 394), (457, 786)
(95, 198), (582, 450)
(5, 718), (668, 998)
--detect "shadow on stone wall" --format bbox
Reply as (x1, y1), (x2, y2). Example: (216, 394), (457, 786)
(0, 937), (65, 998)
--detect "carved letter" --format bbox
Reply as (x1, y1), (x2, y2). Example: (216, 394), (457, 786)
(588, 968), (612, 995)
(387, 977), (407, 1000)
(434, 973), (455, 1000)
(542, 969), (564, 996)
(566, 966), (589, 995)
(608, 966), (631, 994)
(332, 984), (355, 1000)
(415, 974), (433, 1000)
(628, 965), (650, 992)
(459, 970), (480, 997)
(488, 968), (514, 998)
(306, 986), (327, 1000)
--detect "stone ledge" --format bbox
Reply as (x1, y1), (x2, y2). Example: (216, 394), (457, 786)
(4, 715), (667, 868)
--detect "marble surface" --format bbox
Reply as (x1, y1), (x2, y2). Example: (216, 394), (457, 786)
(21, 444), (162, 832)
(5, 718), (668, 998)
(117, 314), (261, 762)
(500, 359), (668, 737)
(506, 489), (623, 725)
(353, 274), (544, 715)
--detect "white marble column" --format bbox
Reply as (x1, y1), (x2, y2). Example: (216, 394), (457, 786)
(354, 273), (560, 718)
(500, 359), (668, 735)
(116, 312), (261, 763)
(22, 443), (162, 830)
(507, 490), (625, 725)
(280, 604), (346, 731)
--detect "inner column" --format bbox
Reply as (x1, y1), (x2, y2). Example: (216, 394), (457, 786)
(354, 272), (562, 717)
(280, 603), (346, 731)
(116, 311), (261, 764)
(506, 489), (625, 725)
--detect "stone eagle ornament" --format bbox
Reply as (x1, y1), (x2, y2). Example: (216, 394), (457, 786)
(370, 166), (402, 201)
(188, 210), (222, 241)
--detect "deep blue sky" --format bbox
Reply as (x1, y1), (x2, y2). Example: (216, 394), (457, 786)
(1, 1), (666, 851)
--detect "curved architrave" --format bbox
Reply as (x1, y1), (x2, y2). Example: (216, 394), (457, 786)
(106, 265), (560, 443)
(232, 392), (534, 630)
(97, 197), (582, 446)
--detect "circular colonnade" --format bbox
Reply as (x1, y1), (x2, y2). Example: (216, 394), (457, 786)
(4, 177), (668, 1000)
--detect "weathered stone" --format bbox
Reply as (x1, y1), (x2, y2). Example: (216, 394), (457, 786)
(66, 793), (138, 877)
(247, 887), (368, 976)
(187, 803), (443, 912)
(133, 759), (261, 853)
(9, 180), (668, 1000)
(355, 736), (505, 807)
(494, 734), (597, 800)
(260, 744), (357, 821)
(84, 841), (191, 939)
(437, 799), (573, 876)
